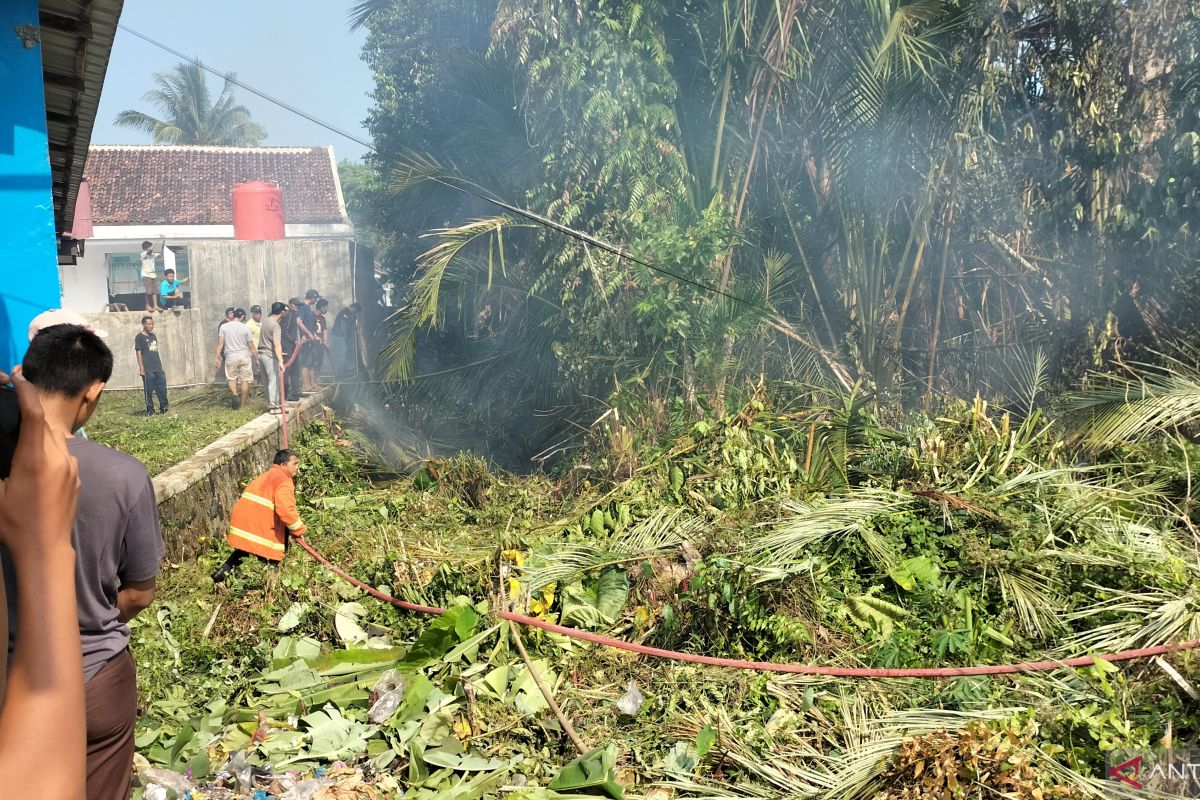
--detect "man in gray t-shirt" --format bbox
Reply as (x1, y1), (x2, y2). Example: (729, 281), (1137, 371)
(257, 301), (287, 413)
(216, 308), (255, 409)
(3, 323), (164, 800)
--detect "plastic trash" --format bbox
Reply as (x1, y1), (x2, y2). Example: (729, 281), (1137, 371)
(372, 669), (404, 694)
(367, 669), (407, 723)
(617, 680), (645, 714)
(140, 768), (195, 792)
(276, 775), (334, 800)
(224, 750), (255, 792)
(141, 767), (195, 800)
(616, 680), (645, 717)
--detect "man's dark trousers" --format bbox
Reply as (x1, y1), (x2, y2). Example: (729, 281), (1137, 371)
(282, 351), (301, 401)
(143, 370), (168, 413)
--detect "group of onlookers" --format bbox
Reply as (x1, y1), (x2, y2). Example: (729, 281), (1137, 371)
(132, 290), (368, 416)
(1, 309), (165, 798)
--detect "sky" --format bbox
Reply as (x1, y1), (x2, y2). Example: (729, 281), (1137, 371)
(91, 0), (374, 161)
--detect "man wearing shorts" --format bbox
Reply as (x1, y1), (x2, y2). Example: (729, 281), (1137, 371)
(140, 240), (161, 312)
(215, 308), (254, 409)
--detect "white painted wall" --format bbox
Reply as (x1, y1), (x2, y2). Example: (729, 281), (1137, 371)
(58, 224), (354, 310)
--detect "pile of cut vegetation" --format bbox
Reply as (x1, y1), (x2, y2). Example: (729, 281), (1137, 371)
(131, 384), (1200, 799)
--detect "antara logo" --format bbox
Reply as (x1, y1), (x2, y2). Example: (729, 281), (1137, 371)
(1108, 755), (1144, 789)
(1107, 749), (1200, 796)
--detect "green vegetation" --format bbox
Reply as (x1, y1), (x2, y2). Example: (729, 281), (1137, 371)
(114, 62), (267, 146)
(348, 0), (1200, 460)
(88, 387), (266, 475)
(122, 3), (1200, 797)
(134, 389), (1200, 797)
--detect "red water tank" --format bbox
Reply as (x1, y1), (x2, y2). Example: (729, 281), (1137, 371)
(231, 181), (285, 240)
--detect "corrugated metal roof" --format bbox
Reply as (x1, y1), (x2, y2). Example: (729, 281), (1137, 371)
(39, 0), (124, 235)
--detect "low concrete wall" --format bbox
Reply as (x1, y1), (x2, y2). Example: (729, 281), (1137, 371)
(83, 309), (210, 391)
(79, 238), (357, 392)
(152, 390), (329, 560)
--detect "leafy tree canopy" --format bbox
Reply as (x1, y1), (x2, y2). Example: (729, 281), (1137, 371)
(115, 62), (268, 147)
(354, 0), (1200, 465)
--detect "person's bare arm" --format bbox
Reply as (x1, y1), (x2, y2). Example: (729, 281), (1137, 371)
(117, 577), (156, 623)
(0, 368), (85, 797)
(136, 347), (145, 377)
(296, 314), (314, 340)
(214, 334), (225, 368)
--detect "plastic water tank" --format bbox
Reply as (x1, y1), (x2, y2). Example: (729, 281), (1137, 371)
(231, 181), (285, 240)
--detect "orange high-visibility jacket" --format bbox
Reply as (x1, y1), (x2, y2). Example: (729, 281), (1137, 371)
(227, 465), (307, 561)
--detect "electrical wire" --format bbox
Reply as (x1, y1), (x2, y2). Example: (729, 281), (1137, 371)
(112, 22), (781, 320)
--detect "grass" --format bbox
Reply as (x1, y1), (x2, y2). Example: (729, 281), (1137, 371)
(87, 386), (268, 475)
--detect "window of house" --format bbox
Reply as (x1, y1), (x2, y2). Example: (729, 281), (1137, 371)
(105, 252), (141, 296)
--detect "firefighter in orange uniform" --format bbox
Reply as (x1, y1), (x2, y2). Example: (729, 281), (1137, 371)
(212, 449), (306, 583)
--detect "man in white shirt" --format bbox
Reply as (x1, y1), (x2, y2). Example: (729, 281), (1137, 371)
(140, 240), (161, 313)
(214, 308), (254, 409)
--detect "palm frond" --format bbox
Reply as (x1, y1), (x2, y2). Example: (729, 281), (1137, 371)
(753, 489), (914, 567)
(1067, 362), (1200, 448)
(380, 216), (527, 381)
(1001, 346), (1049, 417)
(995, 566), (1064, 639)
(1066, 582), (1200, 652)
(348, 0), (394, 30)
(522, 509), (705, 590)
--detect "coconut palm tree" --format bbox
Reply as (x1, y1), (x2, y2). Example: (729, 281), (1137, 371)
(114, 62), (267, 146)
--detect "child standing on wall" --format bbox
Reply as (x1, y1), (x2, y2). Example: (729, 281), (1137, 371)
(140, 240), (162, 313)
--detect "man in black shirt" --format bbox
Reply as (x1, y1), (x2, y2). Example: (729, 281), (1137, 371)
(134, 316), (168, 415)
(298, 289), (320, 393)
(281, 299), (303, 403)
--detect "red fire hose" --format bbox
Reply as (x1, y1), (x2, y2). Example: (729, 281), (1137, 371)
(293, 537), (1200, 678)
(278, 338), (327, 449)
(279, 349), (1199, 676)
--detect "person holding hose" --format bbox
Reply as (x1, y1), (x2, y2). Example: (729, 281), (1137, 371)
(212, 449), (306, 583)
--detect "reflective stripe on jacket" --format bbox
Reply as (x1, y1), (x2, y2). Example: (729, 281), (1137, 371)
(227, 465), (307, 561)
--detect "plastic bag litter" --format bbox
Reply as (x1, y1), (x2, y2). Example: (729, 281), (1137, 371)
(616, 680), (644, 717)
(276, 775), (334, 800)
(140, 766), (195, 799)
(372, 669), (404, 694)
(223, 750), (255, 792)
(367, 669), (407, 724)
(140, 768), (195, 792)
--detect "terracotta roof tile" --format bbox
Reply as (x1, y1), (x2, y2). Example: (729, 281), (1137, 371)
(83, 145), (349, 226)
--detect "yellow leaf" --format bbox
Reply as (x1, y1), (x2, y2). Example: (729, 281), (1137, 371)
(452, 717), (472, 742)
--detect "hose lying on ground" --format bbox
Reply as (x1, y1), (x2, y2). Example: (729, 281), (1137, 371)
(292, 537), (1200, 679)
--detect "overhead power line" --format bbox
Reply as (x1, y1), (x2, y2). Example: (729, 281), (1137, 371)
(112, 22), (780, 319)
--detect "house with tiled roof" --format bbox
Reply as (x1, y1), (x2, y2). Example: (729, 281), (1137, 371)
(61, 145), (354, 311)
(59, 144), (377, 391)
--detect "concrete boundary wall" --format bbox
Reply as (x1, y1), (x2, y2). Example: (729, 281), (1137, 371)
(153, 390), (329, 560)
(83, 309), (209, 391)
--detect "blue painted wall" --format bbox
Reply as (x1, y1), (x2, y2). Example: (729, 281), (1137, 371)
(0, 0), (61, 369)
